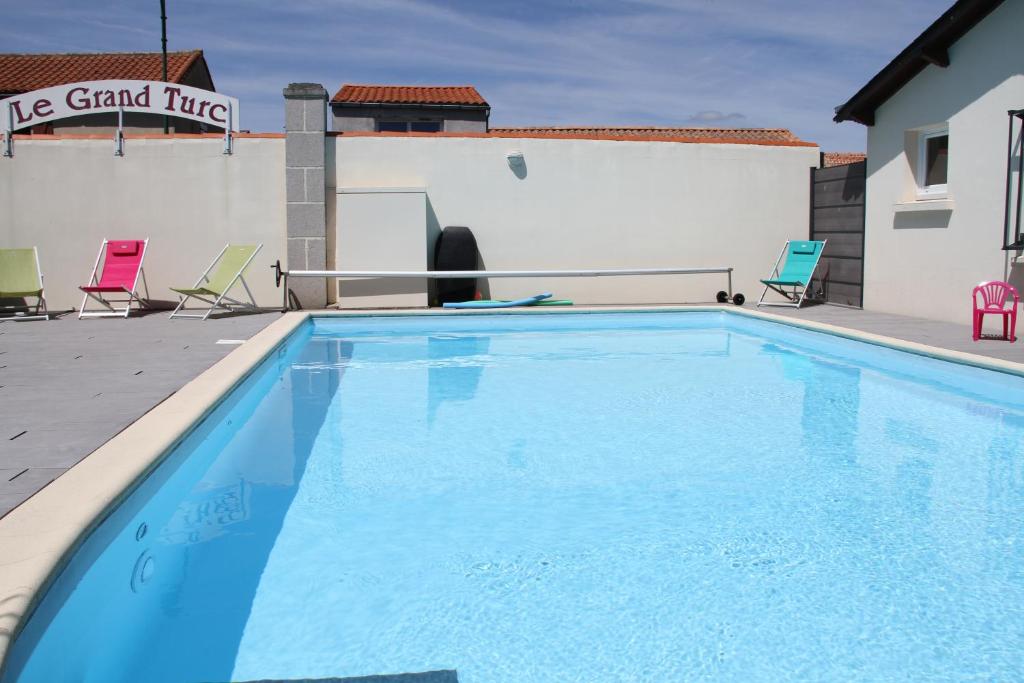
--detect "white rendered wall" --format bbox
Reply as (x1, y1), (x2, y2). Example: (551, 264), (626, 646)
(0, 136), (285, 311)
(863, 0), (1024, 323)
(328, 136), (819, 305)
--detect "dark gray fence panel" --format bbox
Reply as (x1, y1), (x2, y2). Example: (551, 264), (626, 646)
(812, 232), (863, 259)
(810, 160), (865, 307)
(812, 206), (865, 232)
(813, 177), (866, 206)
(817, 256), (862, 282)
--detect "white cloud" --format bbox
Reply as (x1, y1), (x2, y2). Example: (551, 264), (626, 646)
(686, 111), (747, 125)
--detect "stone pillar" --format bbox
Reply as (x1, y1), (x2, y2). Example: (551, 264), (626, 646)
(283, 83), (328, 308)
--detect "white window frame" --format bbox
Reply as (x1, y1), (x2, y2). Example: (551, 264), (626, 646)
(917, 126), (948, 197)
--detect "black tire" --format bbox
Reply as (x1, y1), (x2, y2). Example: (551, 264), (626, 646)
(732, 293), (746, 306)
(716, 290), (729, 303)
(434, 226), (479, 304)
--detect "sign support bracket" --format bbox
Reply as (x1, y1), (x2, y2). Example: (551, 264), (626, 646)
(114, 106), (125, 157)
(3, 102), (12, 158)
(223, 102), (234, 155)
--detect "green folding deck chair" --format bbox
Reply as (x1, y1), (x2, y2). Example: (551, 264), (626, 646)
(0, 247), (49, 321)
(169, 244), (263, 320)
(757, 240), (827, 308)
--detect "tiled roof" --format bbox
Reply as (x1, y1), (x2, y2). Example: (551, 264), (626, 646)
(491, 126), (804, 144)
(822, 152), (866, 167)
(332, 84), (488, 106)
(0, 50), (206, 94)
(330, 128), (817, 148)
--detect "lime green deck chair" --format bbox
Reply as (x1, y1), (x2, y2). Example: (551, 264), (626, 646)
(169, 244), (263, 320)
(757, 240), (827, 308)
(0, 247), (49, 321)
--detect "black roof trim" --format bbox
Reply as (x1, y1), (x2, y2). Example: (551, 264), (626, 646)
(834, 0), (1004, 126)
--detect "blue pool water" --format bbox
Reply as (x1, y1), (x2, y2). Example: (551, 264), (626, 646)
(4, 312), (1024, 682)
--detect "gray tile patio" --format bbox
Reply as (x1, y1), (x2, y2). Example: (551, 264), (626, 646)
(766, 303), (1024, 363)
(1, 303), (1021, 518)
(0, 311), (282, 517)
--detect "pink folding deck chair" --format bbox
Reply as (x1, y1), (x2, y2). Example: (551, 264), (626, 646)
(972, 280), (1018, 342)
(78, 239), (151, 318)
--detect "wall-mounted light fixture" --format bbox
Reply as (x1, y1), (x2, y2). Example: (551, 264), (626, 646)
(506, 150), (527, 179)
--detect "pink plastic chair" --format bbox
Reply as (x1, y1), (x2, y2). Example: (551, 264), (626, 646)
(972, 281), (1018, 342)
(78, 239), (150, 318)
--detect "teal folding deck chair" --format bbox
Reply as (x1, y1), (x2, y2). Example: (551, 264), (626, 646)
(0, 247), (49, 321)
(757, 240), (827, 308)
(169, 244), (263, 320)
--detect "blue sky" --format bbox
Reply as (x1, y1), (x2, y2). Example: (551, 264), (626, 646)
(4, 0), (952, 150)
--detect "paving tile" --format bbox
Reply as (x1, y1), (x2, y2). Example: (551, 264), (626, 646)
(0, 445), (90, 469)
(0, 467), (64, 494)
(0, 492), (33, 512)
(0, 425), (130, 452)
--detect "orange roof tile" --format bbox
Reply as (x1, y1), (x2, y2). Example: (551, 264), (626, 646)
(821, 151), (866, 167)
(332, 84), (488, 106)
(329, 129), (817, 148)
(0, 50), (206, 94)
(491, 126), (805, 144)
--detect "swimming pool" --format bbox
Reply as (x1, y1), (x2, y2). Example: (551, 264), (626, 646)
(3, 311), (1024, 681)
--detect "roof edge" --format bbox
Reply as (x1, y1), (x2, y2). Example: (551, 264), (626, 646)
(173, 49), (212, 90)
(834, 0), (1005, 125)
(331, 101), (490, 110)
(326, 130), (819, 148)
(168, 49), (206, 87)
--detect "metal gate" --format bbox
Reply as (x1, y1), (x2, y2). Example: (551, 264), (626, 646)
(810, 160), (865, 307)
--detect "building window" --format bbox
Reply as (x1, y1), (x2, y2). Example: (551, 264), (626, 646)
(410, 121), (441, 133)
(377, 121), (443, 133)
(917, 127), (948, 196)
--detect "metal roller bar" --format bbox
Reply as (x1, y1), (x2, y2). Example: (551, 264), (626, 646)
(285, 267), (732, 278)
(271, 261), (739, 309)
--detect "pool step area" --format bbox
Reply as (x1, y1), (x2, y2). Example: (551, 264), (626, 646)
(236, 671), (459, 683)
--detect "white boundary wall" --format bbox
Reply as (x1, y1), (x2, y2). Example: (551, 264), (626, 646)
(1, 132), (818, 312)
(863, 1), (1024, 323)
(329, 135), (819, 305)
(0, 136), (285, 311)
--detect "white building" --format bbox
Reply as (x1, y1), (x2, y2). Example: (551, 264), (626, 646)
(834, 0), (1024, 323)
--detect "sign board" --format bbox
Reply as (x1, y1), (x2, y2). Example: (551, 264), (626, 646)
(3, 80), (240, 132)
